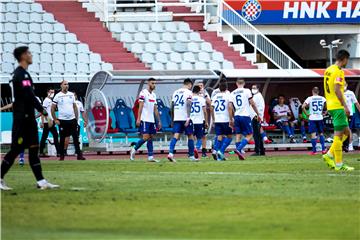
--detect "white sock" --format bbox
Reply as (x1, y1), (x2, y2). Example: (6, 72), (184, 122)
(37, 179), (47, 185)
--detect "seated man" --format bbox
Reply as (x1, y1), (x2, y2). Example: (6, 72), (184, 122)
(272, 95), (296, 143)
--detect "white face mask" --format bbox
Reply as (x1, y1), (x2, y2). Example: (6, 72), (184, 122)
(49, 93), (54, 98)
(251, 89), (258, 94)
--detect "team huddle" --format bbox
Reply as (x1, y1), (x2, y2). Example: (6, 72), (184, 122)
(130, 50), (356, 171)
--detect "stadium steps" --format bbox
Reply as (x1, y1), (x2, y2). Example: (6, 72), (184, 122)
(37, 0), (148, 70)
(161, 0), (256, 69)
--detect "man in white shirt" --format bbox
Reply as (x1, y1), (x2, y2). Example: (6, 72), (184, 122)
(130, 78), (161, 162)
(249, 84), (266, 156)
(289, 97), (307, 142)
(51, 80), (85, 161)
(168, 78), (196, 162)
(211, 81), (232, 161)
(273, 95), (296, 143)
(229, 79), (261, 160)
(194, 80), (211, 158)
(39, 87), (60, 157)
(191, 85), (208, 158)
(344, 83), (360, 151)
(302, 87), (327, 155)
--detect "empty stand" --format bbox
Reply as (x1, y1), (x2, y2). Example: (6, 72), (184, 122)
(38, 0), (147, 70)
(0, 1), (113, 79)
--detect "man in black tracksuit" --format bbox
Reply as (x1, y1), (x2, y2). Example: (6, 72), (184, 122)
(0, 46), (59, 190)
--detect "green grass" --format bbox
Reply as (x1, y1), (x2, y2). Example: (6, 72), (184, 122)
(2, 154), (360, 240)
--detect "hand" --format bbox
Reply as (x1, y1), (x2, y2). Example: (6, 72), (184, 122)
(344, 106), (350, 116)
(204, 122), (209, 129)
(157, 121), (162, 130)
(136, 119), (141, 127)
(40, 123), (44, 128)
(54, 119), (60, 125)
(184, 118), (190, 127)
(42, 109), (48, 116)
(257, 115), (262, 123)
(229, 120), (234, 128)
(84, 121), (87, 128)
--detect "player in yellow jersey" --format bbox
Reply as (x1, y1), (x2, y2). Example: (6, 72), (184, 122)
(322, 50), (354, 171)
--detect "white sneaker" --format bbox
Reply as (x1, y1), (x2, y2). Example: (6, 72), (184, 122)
(189, 156), (199, 162)
(37, 179), (60, 190)
(130, 147), (136, 161)
(349, 143), (354, 151)
(0, 179), (12, 191)
(148, 157), (160, 163)
(167, 153), (176, 163)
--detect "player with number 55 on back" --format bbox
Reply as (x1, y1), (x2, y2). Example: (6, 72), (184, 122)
(168, 78), (197, 162)
(302, 87), (327, 155)
(228, 79), (261, 161)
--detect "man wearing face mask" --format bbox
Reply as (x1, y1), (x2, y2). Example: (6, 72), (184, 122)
(250, 84), (266, 156)
(39, 87), (60, 157)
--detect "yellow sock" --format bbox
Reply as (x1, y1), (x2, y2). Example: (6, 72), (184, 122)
(333, 136), (343, 165)
(328, 143), (335, 157)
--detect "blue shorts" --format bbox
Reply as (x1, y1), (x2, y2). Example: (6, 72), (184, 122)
(308, 120), (324, 134)
(348, 116), (355, 130)
(193, 123), (205, 139)
(139, 121), (156, 135)
(215, 122), (232, 136)
(173, 121), (194, 135)
(234, 116), (253, 135)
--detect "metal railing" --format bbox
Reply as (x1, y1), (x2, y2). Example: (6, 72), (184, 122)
(218, 0), (302, 69)
(87, 0), (216, 29)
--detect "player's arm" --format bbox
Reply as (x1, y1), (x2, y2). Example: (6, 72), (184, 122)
(249, 98), (261, 122)
(184, 98), (192, 127)
(0, 103), (13, 111)
(19, 75), (45, 115)
(154, 104), (162, 129)
(202, 105), (208, 128)
(302, 100), (309, 117)
(210, 105), (215, 126)
(51, 103), (58, 125)
(81, 111), (88, 127)
(73, 102), (79, 121)
(228, 99), (234, 127)
(335, 84), (349, 115)
(137, 100), (144, 127)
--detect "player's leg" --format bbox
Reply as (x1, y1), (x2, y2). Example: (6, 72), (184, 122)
(201, 122), (207, 158)
(146, 135), (158, 162)
(70, 119), (85, 160)
(39, 123), (50, 156)
(49, 125), (60, 156)
(308, 121), (317, 155)
(168, 122), (183, 162)
(1, 143), (22, 190)
(212, 123), (222, 160)
(19, 151), (25, 166)
(185, 121), (197, 161)
(131, 121), (150, 160)
(234, 116), (252, 160)
(300, 120), (307, 143)
(317, 121), (326, 154)
(58, 120), (66, 160)
(218, 132), (232, 160)
(251, 117), (262, 155)
(260, 127), (271, 144)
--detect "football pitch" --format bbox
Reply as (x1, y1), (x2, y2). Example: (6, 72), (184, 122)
(2, 153), (360, 240)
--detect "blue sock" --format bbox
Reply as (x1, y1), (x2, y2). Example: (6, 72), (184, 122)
(20, 152), (24, 159)
(214, 138), (223, 151)
(319, 135), (325, 151)
(213, 137), (218, 150)
(135, 139), (146, 151)
(236, 139), (248, 152)
(283, 125), (292, 137)
(290, 126), (295, 136)
(188, 139), (195, 156)
(300, 125), (306, 138)
(311, 138), (317, 153)
(220, 137), (232, 154)
(169, 138), (178, 154)
(196, 139), (202, 150)
(147, 139), (153, 157)
(261, 132), (266, 139)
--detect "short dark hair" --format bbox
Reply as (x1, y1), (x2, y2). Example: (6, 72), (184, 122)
(336, 50), (350, 61)
(13, 46), (29, 62)
(312, 87), (319, 94)
(219, 81), (228, 92)
(148, 78), (156, 82)
(193, 85), (201, 94)
(184, 78), (192, 85)
(278, 94), (285, 99)
(47, 87), (54, 92)
(252, 84), (260, 89)
(236, 79), (245, 85)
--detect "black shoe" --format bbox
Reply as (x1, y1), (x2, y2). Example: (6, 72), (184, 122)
(250, 153), (261, 156)
(39, 153), (50, 158)
(59, 155), (65, 161)
(77, 155), (86, 160)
